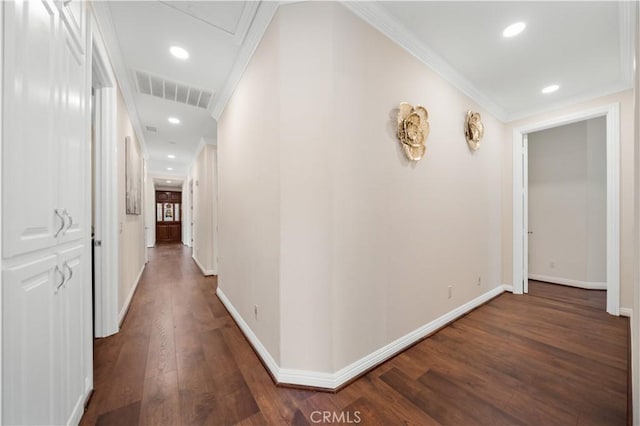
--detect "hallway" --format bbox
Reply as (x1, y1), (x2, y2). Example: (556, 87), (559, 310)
(80, 244), (629, 425)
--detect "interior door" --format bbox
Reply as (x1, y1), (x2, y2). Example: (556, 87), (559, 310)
(2, 0), (60, 257)
(58, 0), (87, 244)
(3, 254), (59, 425)
(57, 244), (87, 424)
(156, 191), (182, 243)
(523, 134), (529, 293)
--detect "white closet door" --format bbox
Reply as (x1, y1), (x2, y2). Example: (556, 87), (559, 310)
(58, 2), (87, 244)
(2, 0), (60, 258)
(57, 244), (87, 424)
(2, 254), (58, 425)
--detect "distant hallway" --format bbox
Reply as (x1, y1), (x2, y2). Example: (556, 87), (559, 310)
(81, 244), (629, 425)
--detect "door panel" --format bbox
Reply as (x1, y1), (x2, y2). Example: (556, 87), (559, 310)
(58, 245), (87, 424)
(3, 254), (58, 425)
(58, 5), (86, 244)
(2, 0), (60, 258)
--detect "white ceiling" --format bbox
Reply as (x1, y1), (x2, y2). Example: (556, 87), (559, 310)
(375, 1), (634, 121)
(95, 1), (635, 180)
(94, 1), (258, 180)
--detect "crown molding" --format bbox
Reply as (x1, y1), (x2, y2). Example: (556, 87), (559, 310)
(211, 1), (279, 121)
(234, 1), (261, 45)
(91, 1), (149, 159)
(213, 1), (634, 126)
(618, 1), (636, 87)
(341, 1), (510, 122)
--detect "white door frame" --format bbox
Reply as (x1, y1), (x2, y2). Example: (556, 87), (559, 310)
(90, 14), (119, 337)
(512, 103), (620, 315)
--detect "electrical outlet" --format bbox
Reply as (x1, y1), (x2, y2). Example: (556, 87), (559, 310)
(448, 286), (453, 299)
(477, 276), (481, 286)
(254, 305), (258, 320)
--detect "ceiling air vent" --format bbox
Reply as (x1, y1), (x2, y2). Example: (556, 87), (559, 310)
(134, 69), (215, 110)
(145, 125), (158, 133)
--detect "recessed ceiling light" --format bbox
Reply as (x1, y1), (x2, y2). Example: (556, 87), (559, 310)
(166, 180), (172, 183)
(541, 84), (560, 94)
(169, 46), (189, 60)
(503, 22), (526, 38)
(167, 167), (173, 171)
(168, 117), (180, 124)
(167, 154), (176, 159)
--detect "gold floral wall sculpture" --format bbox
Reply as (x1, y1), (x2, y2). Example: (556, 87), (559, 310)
(397, 102), (429, 161)
(464, 110), (484, 151)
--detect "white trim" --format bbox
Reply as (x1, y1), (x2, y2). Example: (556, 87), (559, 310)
(619, 308), (632, 318)
(512, 103), (621, 316)
(216, 288), (281, 376)
(192, 254), (216, 276)
(0, 0), (4, 420)
(502, 284), (514, 293)
(618, 1), (636, 87)
(118, 264), (145, 326)
(211, 1), (279, 120)
(218, 285), (505, 390)
(232, 1), (260, 45)
(528, 274), (607, 291)
(341, 1), (509, 122)
(90, 7), (120, 338)
(90, 2), (148, 158)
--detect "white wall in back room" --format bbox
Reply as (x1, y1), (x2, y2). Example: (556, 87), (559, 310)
(528, 117), (606, 287)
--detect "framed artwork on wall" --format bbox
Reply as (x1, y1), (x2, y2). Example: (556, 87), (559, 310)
(125, 136), (142, 215)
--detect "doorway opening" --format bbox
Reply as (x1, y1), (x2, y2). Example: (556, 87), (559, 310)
(91, 27), (119, 337)
(526, 117), (607, 309)
(512, 103), (620, 315)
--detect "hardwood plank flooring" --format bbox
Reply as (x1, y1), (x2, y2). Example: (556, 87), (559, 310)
(81, 245), (629, 425)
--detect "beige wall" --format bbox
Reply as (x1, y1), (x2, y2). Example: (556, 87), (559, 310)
(191, 144), (218, 274)
(528, 118), (606, 284)
(218, 8), (282, 363)
(503, 90), (635, 309)
(219, 2), (505, 373)
(116, 88), (146, 312)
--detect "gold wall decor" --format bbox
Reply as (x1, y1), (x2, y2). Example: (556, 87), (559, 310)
(397, 102), (429, 161)
(464, 110), (484, 151)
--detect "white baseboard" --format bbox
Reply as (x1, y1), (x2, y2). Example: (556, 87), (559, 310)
(192, 254), (216, 276)
(620, 307), (633, 318)
(216, 288), (281, 376)
(502, 284), (514, 293)
(217, 285), (506, 390)
(118, 264), (145, 326)
(528, 274), (606, 290)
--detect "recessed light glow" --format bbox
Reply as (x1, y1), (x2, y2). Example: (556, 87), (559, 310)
(503, 22), (526, 38)
(541, 84), (560, 94)
(166, 180), (172, 184)
(167, 154), (176, 159)
(168, 117), (180, 124)
(169, 46), (189, 60)
(167, 167), (173, 171)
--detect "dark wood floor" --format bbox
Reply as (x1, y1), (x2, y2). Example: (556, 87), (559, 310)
(81, 245), (629, 425)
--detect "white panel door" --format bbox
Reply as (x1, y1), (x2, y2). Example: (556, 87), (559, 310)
(2, 254), (59, 425)
(57, 244), (87, 424)
(58, 3), (87, 244)
(59, 0), (85, 56)
(2, 0), (60, 258)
